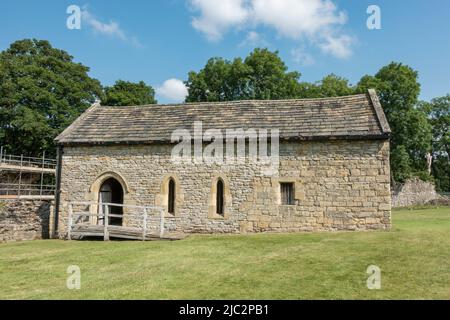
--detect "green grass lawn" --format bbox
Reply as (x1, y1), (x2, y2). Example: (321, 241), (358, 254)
(0, 207), (449, 300)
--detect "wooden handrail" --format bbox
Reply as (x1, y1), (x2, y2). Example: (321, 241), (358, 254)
(160, 209), (165, 238)
(142, 208), (148, 241)
(72, 212), (122, 218)
(69, 201), (160, 210)
(72, 212), (162, 219)
(68, 203), (73, 240)
(103, 204), (109, 240)
(66, 201), (165, 241)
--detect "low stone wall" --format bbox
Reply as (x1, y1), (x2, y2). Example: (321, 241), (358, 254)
(392, 178), (442, 208)
(0, 199), (53, 242)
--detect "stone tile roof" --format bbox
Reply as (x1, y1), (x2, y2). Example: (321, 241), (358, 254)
(56, 89), (390, 145)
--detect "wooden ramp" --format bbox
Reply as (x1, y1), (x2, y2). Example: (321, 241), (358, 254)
(67, 201), (185, 241)
(70, 224), (186, 241)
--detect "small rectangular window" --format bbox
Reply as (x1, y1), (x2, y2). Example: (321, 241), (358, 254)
(280, 183), (295, 205)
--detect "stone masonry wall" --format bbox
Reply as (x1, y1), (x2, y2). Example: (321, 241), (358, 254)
(392, 178), (442, 208)
(58, 140), (391, 236)
(0, 199), (52, 242)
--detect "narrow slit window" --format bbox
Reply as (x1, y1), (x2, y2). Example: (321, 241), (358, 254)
(168, 178), (176, 214)
(280, 183), (295, 205)
(216, 179), (224, 215)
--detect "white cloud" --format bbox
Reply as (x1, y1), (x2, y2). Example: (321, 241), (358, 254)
(81, 8), (142, 47)
(291, 47), (315, 66)
(188, 0), (354, 58)
(156, 79), (189, 103)
(252, 0), (347, 38)
(189, 0), (249, 41)
(239, 31), (268, 47)
(319, 34), (354, 59)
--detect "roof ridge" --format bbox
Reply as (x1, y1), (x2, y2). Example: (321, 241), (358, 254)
(100, 93), (368, 109)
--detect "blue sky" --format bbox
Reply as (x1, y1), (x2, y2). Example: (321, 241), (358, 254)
(2, 0), (450, 103)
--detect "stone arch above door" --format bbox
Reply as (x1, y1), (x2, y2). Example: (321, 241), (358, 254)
(87, 171), (131, 224)
(89, 171), (130, 198)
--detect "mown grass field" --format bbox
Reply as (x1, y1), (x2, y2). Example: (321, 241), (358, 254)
(0, 207), (449, 300)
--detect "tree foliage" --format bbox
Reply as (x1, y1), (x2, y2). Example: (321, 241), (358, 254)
(357, 63), (421, 115)
(103, 80), (157, 106)
(244, 48), (300, 100)
(187, 49), (359, 102)
(390, 145), (412, 183)
(314, 74), (355, 97)
(0, 39), (103, 156)
(422, 96), (450, 157)
(186, 49), (300, 102)
(297, 74), (355, 98)
(420, 95), (450, 191)
(356, 62), (432, 183)
(432, 156), (450, 192)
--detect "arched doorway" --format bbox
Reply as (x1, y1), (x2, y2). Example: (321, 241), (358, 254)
(98, 178), (124, 226)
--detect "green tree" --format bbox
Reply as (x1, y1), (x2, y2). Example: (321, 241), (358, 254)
(185, 57), (250, 102)
(314, 74), (354, 98)
(420, 95), (450, 191)
(296, 81), (320, 98)
(432, 156), (450, 192)
(0, 39), (103, 156)
(423, 96), (450, 157)
(244, 48), (300, 100)
(103, 80), (157, 106)
(186, 48), (300, 102)
(296, 74), (355, 99)
(357, 63), (421, 116)
(391, 145), (412, 183)
(356, 62), (432, 183)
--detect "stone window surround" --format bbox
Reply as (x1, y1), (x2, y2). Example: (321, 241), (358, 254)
(208, 175), (232, 220)
(271, 177), (305, 206)
(155, 174), (184, 217)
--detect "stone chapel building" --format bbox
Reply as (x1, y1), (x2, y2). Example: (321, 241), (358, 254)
(55, 89), (391, 236)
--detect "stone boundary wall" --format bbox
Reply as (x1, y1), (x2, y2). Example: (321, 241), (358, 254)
(391, 178), (442, 208)
(0, 199), (53, 242)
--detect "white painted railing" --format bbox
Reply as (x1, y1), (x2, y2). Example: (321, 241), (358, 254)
(66, 201), (165, 241)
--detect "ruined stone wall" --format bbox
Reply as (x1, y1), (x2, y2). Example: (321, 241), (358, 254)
(392, 178), (442, 208)
(0, 199), (52, 242)
(58, 140), (391, 235)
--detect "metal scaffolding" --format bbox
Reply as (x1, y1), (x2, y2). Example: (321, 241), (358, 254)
(0, 146), (56, 199)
